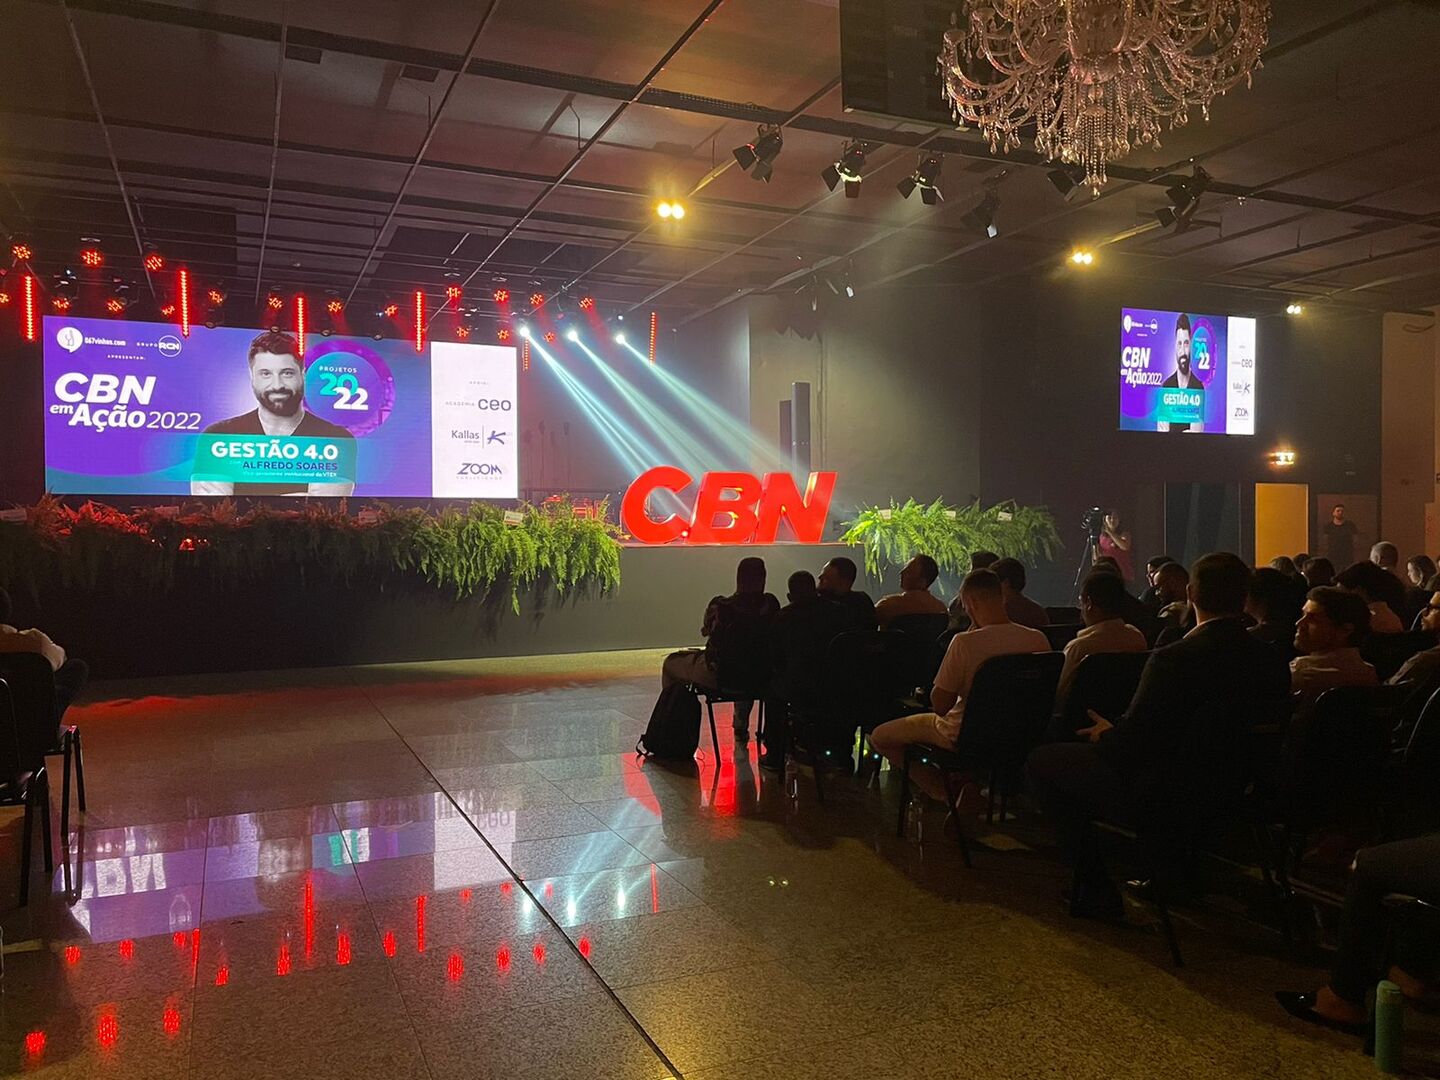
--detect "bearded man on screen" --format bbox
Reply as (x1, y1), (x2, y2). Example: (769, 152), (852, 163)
(191, 330), (354, 497)
(1157, 313), (1203, 434)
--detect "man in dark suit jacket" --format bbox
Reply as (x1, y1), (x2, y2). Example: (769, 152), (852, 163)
(1027, 552), (1291, 920)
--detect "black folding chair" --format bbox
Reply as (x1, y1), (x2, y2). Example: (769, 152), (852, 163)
(688, 610), (774, 760)
(884, 612), (950, 694)
(1045, 607), (1081, 625)
(1053, 651), (1151, 742)
(0, 676), (54, 905)
(894, 652), (1064, 858)
(0, 654), (85, 842)
(1397, 685), (1440, 834)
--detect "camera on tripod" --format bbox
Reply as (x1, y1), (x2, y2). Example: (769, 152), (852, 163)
(1082, 506), (1106, 543)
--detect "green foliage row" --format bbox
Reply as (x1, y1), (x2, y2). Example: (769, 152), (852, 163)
(0, 497), (623, 611)
(839, 498), (1062, 580)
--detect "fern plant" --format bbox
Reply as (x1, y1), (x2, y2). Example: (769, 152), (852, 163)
(0, 496), (623, 612)
(840, 498), (1061, 580)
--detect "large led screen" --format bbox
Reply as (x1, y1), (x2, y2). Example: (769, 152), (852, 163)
(43, 317), (517, 498)
(1119, 308), (1256, 435)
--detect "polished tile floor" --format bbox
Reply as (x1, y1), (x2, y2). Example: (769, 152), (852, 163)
(0, 649), (1433, 1078)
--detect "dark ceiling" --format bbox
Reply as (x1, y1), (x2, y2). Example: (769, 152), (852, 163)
(5, 0), (1440, 333)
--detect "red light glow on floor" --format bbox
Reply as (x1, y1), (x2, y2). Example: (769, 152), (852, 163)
(24, 1031), (45, 1058)
(64, 946), (80, 966)
(416, 895), (427, 953)
(214, 966), (229, 986)
(97, 1013), (119, 1050)
(119, 939), (135, 960)
(496, 945), (511, 972)
(578, 936), (592, 959)
(276, 943), (292, 977)
(532, 942), (546, 965)
(162, 1007), (182, 1037)
(336, 931), (352, 966)
(382, 930), (397, 957)
(447, 952), (464, 982)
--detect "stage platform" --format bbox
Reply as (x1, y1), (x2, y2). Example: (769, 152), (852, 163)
(24, 543), (877, 678)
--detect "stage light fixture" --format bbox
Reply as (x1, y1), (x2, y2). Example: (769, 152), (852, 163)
(413, 289), (425, 354)
(22, 273), (37, 341)
(383, 302), (400, 318)
(614, 331), (626, 344)
(326, 296), (343, 315)
(207, 287), (226, 306)
(178, 267), (192, 336)
(496, 327), (511, 342)
(1268, 450), (1297, 468)
(1154, 164), (1211, 234)
(544, 331), (556, 344)
(1046, 166), (1089, 202)
(11, 240), (33, 262)
(0, 290), (9, 305)
(80, 246), (103, 268)
(821, 140), (867, 198)
(51, 295), (70, 312)
(1069, 248), (1095, 266)
(733, 124), (783, 183)
(565, 327), (580, 342)
(160, 303), (175, 316)
(143, 247), (165, 272)
(578, 296), (595, 311)
(446, 284), (462, 304)
(962, 193), (1000, 238)
(1286, 302), (1305, 316)
(518, 324), (532, 339)
(897, 155), (944, 205)
(456, 324), (472, 340)
(493, 288), (510, 304)
(266, 291), (284, 311)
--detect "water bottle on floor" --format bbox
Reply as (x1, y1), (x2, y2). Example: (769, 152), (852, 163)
(784, 756), (799, 799)
(906, 796), (926, 842)
(1373, 979), (1404, 1073)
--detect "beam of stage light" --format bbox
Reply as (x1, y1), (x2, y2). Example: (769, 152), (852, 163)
(616, 338), (791, 472)
(572, 337), (719, 478)
(528, 337), (664, 478)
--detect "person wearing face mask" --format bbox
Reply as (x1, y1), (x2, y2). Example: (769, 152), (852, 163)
(192, 330), (355, 496)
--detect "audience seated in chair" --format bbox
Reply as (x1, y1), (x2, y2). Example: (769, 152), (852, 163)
(1404, 555), (1436, 626)
(1302, 556), (1336, 589)
(1247, 567), (1302, 653)
(1139, 555), (1175, 614)
(1336, 560), (1407, 635)
(993, 557), (1050, 629)
(1390, 590), (1440, 687)
(760, 571), (850, 771)
(1026, 553), (1290, 922)
(946, 550), (1000, 627)
(874, 554), (947, 628)
(0, 588), (88, 719)
(869, 568), (1048, 811)
(1056, 572), (1147, 709)
(1277, 834), (1440, 1035)
(1290, 587), (1377, 700)
(660, 557), (779, 739)
(1371, 540), (1402, 578)
(818, 556), (876, 632)
(1151, 562), (1194, 645)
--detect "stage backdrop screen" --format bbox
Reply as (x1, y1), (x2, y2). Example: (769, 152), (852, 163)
(1119, 308), (1256, 435)
(42, 316), (517, 498)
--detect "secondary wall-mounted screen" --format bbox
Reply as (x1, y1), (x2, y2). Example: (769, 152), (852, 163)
(42, 317), (517, 498)
(1119, 308), (1256, 435)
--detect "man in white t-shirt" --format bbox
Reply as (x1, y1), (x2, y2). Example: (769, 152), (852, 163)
(869, 569), (1049, 804)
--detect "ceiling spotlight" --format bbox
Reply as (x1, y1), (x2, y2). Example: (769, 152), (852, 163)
(10, 239), (33, 262)
(962, 193), (1000, 238)
(578, 296), (595, 311)
(267, 291), (284, 311)
(445, 285), (462, 303)
(656, 200), (689, 220)
(105, 295), (127, 314)
(207, 287), (226, 306)
(565, 327), (580, 342)
(383, 301), (399, 318)
(1046, 166), (1089, 202)
(80, 245), (103, 268)
(1286, 302), (1305, 315)
(897, 155), (944, 205)
(1069, 248), (1095, 266)
(52, 296), (73, 312)
(517, 324), (532, 339)
(544, 331), (557, 344)
(1154, 164), (1211, 234)
(160, 303), (176, 317)
(614, 331), (626, 344)
(496, 327), (511, 342)
(143, 246), (165, 272)
(493, 288), (510, 304)
(529, 292), (545, 308)
(326, 296), (343, 315)
(733, 124), (783, 183)
(456, 324), (472, 339)
(821, 140), (868, 198)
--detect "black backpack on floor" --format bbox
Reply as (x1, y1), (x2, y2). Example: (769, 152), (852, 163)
(637, 684), (701, 760)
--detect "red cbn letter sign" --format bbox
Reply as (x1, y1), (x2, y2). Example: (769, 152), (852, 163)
(621, 468), (837, 544)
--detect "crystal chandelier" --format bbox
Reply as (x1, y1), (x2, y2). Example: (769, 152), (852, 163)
(940, 1), (1270, 191)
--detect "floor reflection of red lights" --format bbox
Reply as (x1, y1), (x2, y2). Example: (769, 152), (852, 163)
(447, 952), (464, 982)
(336, 931), (352, 966)
(214, 965), (230, 986)
(118, 939), (135, 960)
(382, 930), (397, 957)
(578, 936), (592, 959)
(532, 942), (546, 965)
(97, 1013), (119, 1050)
(64, 945), (80, 966)
(500, 881), (512, 897)
(416, 895), (427, 953)
(496, 945), (511, 972)
(162, 1007), (182, 1036)
(460, 888), (472, 902)
(276, 943), (292, 977)
(24, 1031), (45, 1058)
